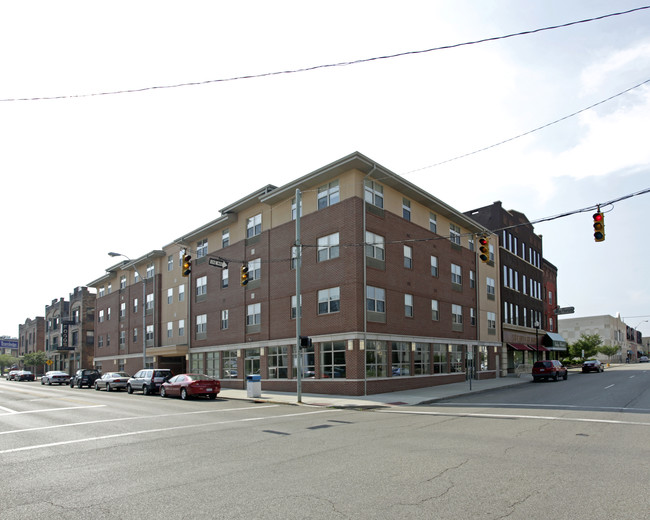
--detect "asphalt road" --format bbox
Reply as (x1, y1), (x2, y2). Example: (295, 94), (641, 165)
(1, 365), (649, 519)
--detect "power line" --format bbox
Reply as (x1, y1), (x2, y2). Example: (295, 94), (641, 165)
(2, 5), (649, 103)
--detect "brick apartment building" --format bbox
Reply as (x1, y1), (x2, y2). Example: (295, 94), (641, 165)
(89, 152), (504, 395)
(18, 317), (45, 368)
(464, 202), (566, 371)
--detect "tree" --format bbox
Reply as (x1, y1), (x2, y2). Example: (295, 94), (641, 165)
(598, 344), (620, 361)
(0, 353), (19, 373)
(569, 333), (603, 359)
(22, 351), (48, 373)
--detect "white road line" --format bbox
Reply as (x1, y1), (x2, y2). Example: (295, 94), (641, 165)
(0, 404), (17, 413)
(381, 409), (650, 426)
(0, 405), (279, 435)
(604, 384), (615, 389)
(0, 405), (105, 417)
(0, 409), (336, 454)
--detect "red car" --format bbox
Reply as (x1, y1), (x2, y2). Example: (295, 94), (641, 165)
(160, 374), (220, 400)
(532, 360), (568, 382)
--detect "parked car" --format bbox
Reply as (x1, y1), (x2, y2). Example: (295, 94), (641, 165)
(582, 359), (604, 373)
(126, 369), (173, 395)
(14, 370), (35, 381)
(5, 369), (20, 380)
(532, 360), (568, 382)
(160, 373), (220, 400)
(94, 372), (131, 392)
(41, 371), (71, 385)
(639, 356), (649, 363)
(70, 369), (101, 388)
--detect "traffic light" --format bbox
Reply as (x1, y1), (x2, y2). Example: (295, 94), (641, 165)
(478, 235), (490, 263)
(182, 253), (192, 277)
(240, 264), (249, 286)
(593, 211), (605, 242)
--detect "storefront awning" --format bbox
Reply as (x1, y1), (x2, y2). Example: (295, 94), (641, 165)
(543, 332), (568, 350)
(507, 343), (529, 351)
(528, 344), (549, 352)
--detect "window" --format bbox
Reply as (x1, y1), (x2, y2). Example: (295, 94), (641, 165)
(414, 343), (431, 375)
(146, 293), (154, 312)
(548, 290), (553, 305)
(119, 331), (126, 348)
(120, 275), (127, 289)
(190, 353), (204, 374)
(317, 233), (340, 262)
(404, 294), (413, 317)
(146, 264), (154, 279)
(247, 214), (262, 238)
(318, 180), (340, 209)
(487, 277), (496, 297)
(431, 255), (438, 277)
(196, 276), (207, 297)
(146, 325), (154, 342)
(487, 312), (496, 332)
(431, 300), (439, 321)
(365, 231), (385, 260)
(197, 239), (208, 258)
(451, 264), (462, 285)
(248, 258), (261, 281)
(403, 245), (412, 269)
(318, 287), (340, 314)
(429, 213), (437, 233)
(222, 228), (230, 248)
(167, 322), (173, 338)
(167, 255), (173, 271)
(291, 295), (302, 319)
(470, 308), (476, 326)
(290, 246), (298, 270)
(133, 328), (138, 344)
(99, 286), (105, 298)
(364, 180), (383, 208)
(99, 310), (104, 323)
(402, 198), (411, 221)
(449, 223), (461, 245)
(268, 346), (289, 379)
(452, 304), (463, 325)
(366, 340), (387, 377)
(246, 304), (261, 326)
(178, 319), (185, 337)
(392, 342), (411, 376)
(220, 310), (228, 330)
(196, 314), (207, 335)
(321, 341), (346, 378)
(222, 268), (229, 288)
(167, 288), (173, 304)
(450, 345), (464, 373)
(291, 197), (302, 220)
(206, 352), (219, 379)
(489, 243), (495, 262)
(120, 303), (126, 318)
(470, 270), (475, 289)
(223, 350), (238, 379)
(367, 286), (386, 313)
(178, 284), (185, 302)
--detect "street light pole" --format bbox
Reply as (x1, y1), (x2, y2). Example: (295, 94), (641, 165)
(534, 320), (540, 363)
(108, 252), (147, 369)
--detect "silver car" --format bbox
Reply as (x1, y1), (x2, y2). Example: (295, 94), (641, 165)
(94, 372), (131, 392)
(41, 371), (71, 385)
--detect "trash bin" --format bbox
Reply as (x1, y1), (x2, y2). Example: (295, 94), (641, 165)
(246, 374), (261, 398)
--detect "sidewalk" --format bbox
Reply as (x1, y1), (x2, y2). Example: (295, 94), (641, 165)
(219, 374), (535, 408)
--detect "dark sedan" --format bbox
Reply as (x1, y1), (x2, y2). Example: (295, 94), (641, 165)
(160, 374), (221, 400)
(582, 359), (604, 373)
(94, 372), (131, 392)
(14, 370), (35, 381)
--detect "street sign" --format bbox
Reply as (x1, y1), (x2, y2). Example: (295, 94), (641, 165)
(208, 257), (228, 269)
(555, 306), (575, 315)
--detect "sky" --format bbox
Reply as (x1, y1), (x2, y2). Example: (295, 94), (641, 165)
(1, 1), (649, 338)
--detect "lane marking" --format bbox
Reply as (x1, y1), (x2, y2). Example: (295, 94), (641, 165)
(0, 405), (105, 417)
(0, 409), (336, 454)
(604, 384), (615, 389)
(0, 404), (17, 413)
(381, 409), (650, 426)
(0, 405), (279, 435)
(429, 402), (650, 412)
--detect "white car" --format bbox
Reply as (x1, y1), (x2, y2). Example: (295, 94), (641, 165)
(41, 371), (71, 385)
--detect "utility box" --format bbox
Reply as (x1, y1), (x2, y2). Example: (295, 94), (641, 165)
(246, 374), (261, 398)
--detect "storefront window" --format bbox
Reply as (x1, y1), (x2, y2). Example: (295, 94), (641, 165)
(206, 352), (220, 378)
(293, 344), (315, 378)
(321, 341), (346, 378)
(450, 345), (465, 373)
(391, 342), (411, 376)
(223, 350), (238, 378)
(245, 348), (260, 377)
(366, 340), (387, 378)
(268, 346), (289, 379)
(433, 343), (447, 373)
(414, 343), (431, 375)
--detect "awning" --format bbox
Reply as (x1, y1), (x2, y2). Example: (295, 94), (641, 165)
(528, 344), (549, 352)
(507, 343), (529, 351)
(543, 332), (568, 350)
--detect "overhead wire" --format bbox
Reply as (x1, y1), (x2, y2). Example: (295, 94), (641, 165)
(1, 5), (649, 102)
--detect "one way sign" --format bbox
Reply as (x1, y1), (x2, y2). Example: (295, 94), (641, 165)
(208, 258), (228, 269)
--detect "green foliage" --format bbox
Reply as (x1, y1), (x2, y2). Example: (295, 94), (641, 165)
(22, 351), (48, 369)
(569, 333), (602, 359)
(598, 345), (620, 359)
(0, 353), (19, 371)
